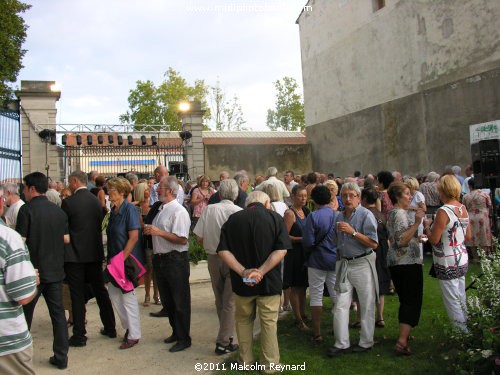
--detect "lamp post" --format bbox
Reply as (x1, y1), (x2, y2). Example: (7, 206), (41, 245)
(178, 100), (205, 181)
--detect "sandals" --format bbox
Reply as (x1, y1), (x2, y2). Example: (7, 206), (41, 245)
(294, 320), (310, 332)
(394, 341), (413, 356)
(311, 335), (324, 344)
(143, 296), (150, 307)
(349, 321), (361, 329)
(375, 319), (385, 328)
(153, 296), (161, 305)
(301, 315), (312, 323)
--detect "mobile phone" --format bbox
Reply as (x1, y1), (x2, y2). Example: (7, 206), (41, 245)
(243, 278), (256, 284)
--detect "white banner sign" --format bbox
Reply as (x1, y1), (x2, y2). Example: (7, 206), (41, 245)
(469, 120), (500, 144)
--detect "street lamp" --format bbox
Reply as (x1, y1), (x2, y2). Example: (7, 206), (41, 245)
(178, 101), (190, 112)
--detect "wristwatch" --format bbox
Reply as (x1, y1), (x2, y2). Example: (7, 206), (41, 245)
(352, 231), (358, 238)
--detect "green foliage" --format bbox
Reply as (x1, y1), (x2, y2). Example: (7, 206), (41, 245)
(210, 80), (246, 131)
(188, 232), (207, 265)
(119, 67), (210, 131)
(0, 0), (31, 103)
(266, 76), (305, 131)
(450, 241), (500, 374)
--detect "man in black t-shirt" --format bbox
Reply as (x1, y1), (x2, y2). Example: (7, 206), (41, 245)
(217, 191), (291, 372)
(16, 172), (70, 370)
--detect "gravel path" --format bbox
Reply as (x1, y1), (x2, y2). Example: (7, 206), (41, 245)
(31, 262), (234, 375)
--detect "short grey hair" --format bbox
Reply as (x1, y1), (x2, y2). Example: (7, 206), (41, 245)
(427, 171), (440, 182)
(451, 165), (461, 175)
(160, 176), (179, 196)
(69, 170), (88, 185)
(2, 182), (20, 196)
(245, 191), (270, 207)
(219, 179), (239, 201)
(126, 173), (139, 184)
(266, 166), (278, 178)
(340, 182), (361, 196)
(234, 172), (249, 186)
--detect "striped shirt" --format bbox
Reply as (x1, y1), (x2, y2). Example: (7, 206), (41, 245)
(0, 220), (37, 356)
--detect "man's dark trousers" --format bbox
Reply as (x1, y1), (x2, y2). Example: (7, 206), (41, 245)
(64, 262), (115, 341)
(153, 251), (191, 343)
(23, 282), (69, 366)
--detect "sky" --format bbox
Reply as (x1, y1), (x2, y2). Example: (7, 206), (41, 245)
(17, 0), (307, 131)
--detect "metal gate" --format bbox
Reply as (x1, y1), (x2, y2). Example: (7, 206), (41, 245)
(0, 110), (22, 183)
(63, 144), (184, 179)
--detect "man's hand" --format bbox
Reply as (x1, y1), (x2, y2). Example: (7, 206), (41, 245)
(244, 268), (263, 286)
(144, 224), (160, 236)
(337, 222), (354, 235)
(34, 268), (40, 286)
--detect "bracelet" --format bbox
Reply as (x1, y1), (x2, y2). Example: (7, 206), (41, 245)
(241, 269), (247, 277)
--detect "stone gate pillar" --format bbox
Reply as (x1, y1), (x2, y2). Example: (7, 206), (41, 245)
(15, 81), (62, 180)
(179, 100), (205, 180)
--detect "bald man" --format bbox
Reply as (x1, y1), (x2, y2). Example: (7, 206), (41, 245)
(149, 166), (169, 206)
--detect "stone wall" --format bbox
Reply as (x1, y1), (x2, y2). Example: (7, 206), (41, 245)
(298, 0), (500, 176)
(307, 68), (500, 176)
(204, 144), (312, 180)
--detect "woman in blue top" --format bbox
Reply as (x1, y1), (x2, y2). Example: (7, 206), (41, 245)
(106, 177), (143, 350)
(302, 185), (338, 344)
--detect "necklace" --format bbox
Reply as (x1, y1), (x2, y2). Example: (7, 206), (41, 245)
(293, 207), (304, 219)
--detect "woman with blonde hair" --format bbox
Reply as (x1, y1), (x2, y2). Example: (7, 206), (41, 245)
(324, 180), (340, 211)
(134, 182), (160, 307)
(106, 177), (144, 349)
(424, 175), (471, 331)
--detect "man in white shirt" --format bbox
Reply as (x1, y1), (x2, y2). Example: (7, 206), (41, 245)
(193, 179), (242, 355)
(145, 176), (191, 353)
(2, 183), (25, 229)
(255, 166), (290, 202)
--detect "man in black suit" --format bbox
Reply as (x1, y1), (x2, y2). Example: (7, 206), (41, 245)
(16, 172), (70, 369)
(62, 170), (116, 347)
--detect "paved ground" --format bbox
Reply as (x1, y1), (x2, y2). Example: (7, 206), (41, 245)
(30, 261), (239, 375)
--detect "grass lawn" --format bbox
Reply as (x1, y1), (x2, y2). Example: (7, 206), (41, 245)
(221, 255), (481, 374)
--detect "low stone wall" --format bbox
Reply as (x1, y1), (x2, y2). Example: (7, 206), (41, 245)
(204, 144), (312, 180)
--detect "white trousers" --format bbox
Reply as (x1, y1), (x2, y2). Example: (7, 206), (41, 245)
(108, 284), (142, 340)
(439, 277), (467, 331)
(333, 260), (376, 349)
(308, 267), (336, 307)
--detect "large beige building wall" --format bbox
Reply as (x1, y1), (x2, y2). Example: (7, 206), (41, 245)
(299, 0), (500, 127)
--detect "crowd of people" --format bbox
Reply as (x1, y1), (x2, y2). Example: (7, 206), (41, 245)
(0, 163), (497, 374)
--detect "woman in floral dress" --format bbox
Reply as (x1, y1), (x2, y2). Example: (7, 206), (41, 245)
(462, 178), (492, 256)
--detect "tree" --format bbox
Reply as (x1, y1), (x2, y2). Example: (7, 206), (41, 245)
(266, 76), (305, 131)
(210, 80), (246, 131)
(0, 0), (31, 103)
(119, 67), (210, 131)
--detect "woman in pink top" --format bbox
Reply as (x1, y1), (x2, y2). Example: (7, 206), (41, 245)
(190, 175), (214, 228)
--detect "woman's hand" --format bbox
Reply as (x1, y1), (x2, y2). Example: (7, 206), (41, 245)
(415, 208), (425, 222)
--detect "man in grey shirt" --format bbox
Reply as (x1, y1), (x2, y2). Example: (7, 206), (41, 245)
(193, 179), (242, 354)
(328, 182), (378, 357)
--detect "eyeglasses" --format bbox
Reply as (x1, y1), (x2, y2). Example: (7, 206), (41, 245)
(341, 193), (359, 199)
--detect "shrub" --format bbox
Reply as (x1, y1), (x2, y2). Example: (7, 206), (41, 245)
(188, 233), (207, 264)
(451, 239), (500, 374)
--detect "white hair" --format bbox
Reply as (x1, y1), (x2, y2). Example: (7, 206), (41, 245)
(245, 191), (270, 207)
(219, 179), (239, 201)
